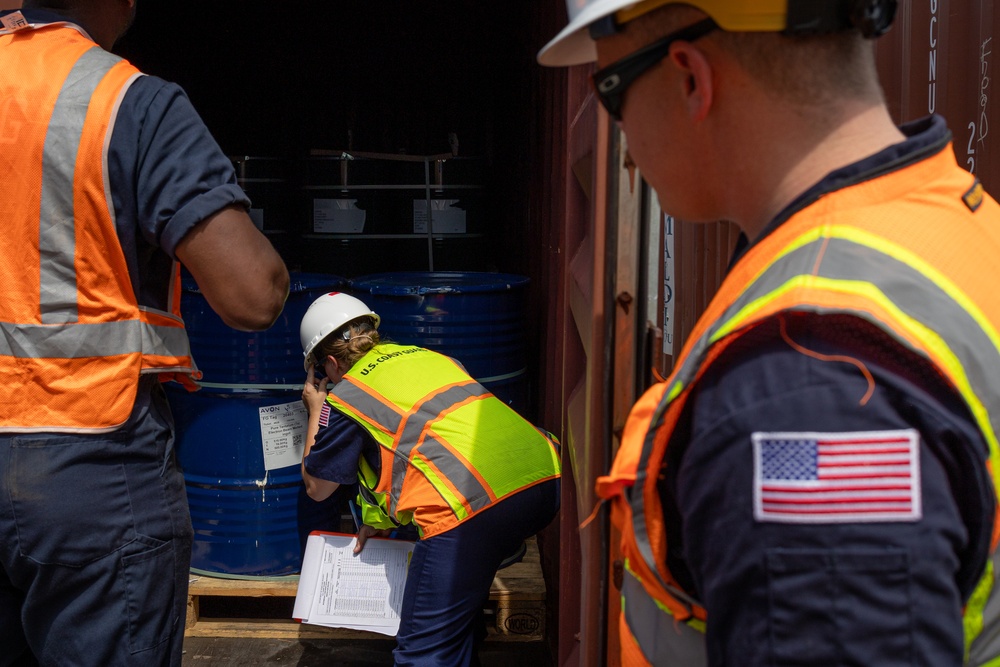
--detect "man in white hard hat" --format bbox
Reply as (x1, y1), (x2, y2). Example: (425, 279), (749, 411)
(541, 1), (1000, 665)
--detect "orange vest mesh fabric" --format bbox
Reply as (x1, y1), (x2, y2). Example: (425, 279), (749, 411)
(0, 23), (196, 431)
(600, 144), (1000, 638)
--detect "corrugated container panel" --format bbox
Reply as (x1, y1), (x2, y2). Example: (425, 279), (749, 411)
(670, 219), (741, 365)
(877, 0), (999, 189)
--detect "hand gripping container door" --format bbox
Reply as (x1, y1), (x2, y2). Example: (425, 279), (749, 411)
(167, 272), (344, 577)
(348, 271), (532, 417)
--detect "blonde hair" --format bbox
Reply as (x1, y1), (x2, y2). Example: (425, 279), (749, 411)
(314, 319), (381, 372)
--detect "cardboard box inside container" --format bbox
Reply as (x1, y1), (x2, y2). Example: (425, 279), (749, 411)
(313, 199), (366, 234)
(413, 199), (466, 234)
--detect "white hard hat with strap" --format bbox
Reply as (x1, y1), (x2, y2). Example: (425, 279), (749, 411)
(300, 292), (380, 368)
(538, 0), (897, 66)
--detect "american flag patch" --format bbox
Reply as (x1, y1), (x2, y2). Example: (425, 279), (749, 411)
(752, 430), (921, 524)
(319, 402), (331, 428)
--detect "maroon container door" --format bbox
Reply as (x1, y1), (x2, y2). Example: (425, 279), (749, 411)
(877, 0), (999, 188)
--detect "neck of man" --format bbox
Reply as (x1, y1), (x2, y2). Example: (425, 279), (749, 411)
(728, 101), (906, 241)
(23, 1), (124, 50)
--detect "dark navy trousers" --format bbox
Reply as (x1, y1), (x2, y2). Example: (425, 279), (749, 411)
(393, 477), (559, 667)
(0, 379), (193, 666)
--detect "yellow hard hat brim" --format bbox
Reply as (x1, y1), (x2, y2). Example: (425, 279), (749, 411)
(538, 0), (788, 67)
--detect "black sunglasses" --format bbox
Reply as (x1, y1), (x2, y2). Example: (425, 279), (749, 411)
(591, 17), (718, 121)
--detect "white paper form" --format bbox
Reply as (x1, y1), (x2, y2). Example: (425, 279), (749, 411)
(294, 532), (414, 636)
(258, 401), (307, 471)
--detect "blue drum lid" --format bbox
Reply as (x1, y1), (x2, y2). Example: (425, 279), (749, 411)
(347, 271), (530, 414)
(350, 271), (529, 296)
(182, 271), (343, 296)
(181, 271), (344, 386)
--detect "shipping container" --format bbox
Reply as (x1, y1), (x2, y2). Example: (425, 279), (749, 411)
(6, 0), (997, 664)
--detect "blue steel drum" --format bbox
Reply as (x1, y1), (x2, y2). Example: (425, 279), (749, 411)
(181, 272), (343, 386)
(169, 272), (345, 577)
(167, 386), (340, 577)
(348, 272), (531, 415)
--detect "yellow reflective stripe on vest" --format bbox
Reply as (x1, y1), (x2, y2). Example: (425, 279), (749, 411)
(967, 557), (997, 664)
(622, 562), (707, 665)
(713, 233), (1000, 489)
(628, 228), (1000, 657)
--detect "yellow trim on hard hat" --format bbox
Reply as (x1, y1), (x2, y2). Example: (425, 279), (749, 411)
(616, 0), (788, 32)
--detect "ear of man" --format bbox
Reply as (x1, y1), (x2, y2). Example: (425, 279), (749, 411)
(667, 42), (714, 124)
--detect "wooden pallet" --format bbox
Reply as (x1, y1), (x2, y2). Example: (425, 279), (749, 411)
(185, 537), (546, 641)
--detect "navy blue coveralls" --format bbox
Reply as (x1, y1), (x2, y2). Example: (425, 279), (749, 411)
(306, 401), (559, 666)
(0, 9), (251, 666)
(663, 116), (996, 666)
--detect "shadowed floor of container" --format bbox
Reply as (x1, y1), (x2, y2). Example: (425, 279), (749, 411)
(181, 637), (554, 666)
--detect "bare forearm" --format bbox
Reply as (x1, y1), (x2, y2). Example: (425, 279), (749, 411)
(176, 205), (289, 331)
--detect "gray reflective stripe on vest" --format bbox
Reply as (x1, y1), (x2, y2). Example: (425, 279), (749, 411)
(622, 569), (707, 666)
(40, 46), (122, 324)
(418, 432), (492, 513)
(390, 381), (490, 511)
(138, 310), (195, 360)
(0, 318), (192, 360)
(334, 380), (404, 433)
(331, 377), (493, 518)
(631, 234), (1000, 606)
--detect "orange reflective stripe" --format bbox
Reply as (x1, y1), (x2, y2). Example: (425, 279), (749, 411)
(629, 335), (737, 602)
(390, 380), (490, 513)
(609, 138), (1000, 663)
(611, 479), (704, 623)
(596, 381), (669, 498)
(619, 611), (654, 667)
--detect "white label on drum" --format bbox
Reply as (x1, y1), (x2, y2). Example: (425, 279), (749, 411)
(259, 400), (308, 471)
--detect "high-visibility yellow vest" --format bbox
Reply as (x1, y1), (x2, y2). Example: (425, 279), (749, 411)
(327, 343), (561, 538)
(597, 143), (1000, 665)
(0, 19), (199, 433)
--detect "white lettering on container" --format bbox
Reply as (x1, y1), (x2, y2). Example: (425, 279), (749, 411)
(928, 0), (938, 114)
(968, 38), (993, 174)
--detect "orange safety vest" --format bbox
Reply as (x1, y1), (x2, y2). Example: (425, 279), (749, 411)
(0, 18), (199, 433)
(597, 143), (1000, 665)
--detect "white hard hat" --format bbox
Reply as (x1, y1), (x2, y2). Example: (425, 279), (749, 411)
(537, 0), (895, 66)
(300, 292), (380, 367)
